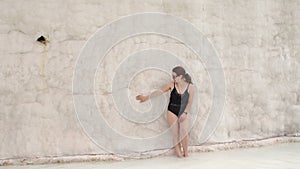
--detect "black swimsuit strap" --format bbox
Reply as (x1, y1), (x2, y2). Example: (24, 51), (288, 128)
(183, 83), (190, 93)
(187, 83), (190, 92)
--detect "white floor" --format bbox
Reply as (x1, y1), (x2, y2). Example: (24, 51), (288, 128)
(3, 143), (300, 169)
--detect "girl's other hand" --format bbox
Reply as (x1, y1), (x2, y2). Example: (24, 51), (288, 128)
(179, 113), (187, 123)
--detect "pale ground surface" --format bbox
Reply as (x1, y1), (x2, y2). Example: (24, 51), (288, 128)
(3, 143), (300, 169)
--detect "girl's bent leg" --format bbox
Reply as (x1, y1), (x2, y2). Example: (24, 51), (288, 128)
(180, 113), (190, 157)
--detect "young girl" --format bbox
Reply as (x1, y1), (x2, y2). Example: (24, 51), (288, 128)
(136, 66), (195, 158)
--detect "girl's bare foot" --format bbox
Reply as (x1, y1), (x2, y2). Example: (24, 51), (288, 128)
(183, 153), (188, 157)
(174, 145), (183, 158)
(176, 152), (183, 158)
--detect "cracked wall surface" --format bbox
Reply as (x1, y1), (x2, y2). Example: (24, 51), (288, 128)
(0, 0), (300, 159)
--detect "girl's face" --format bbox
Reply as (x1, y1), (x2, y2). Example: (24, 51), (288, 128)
(172, 72), (182, 83)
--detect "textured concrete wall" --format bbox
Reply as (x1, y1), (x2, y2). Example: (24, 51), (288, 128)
(0, 0), (300, 160)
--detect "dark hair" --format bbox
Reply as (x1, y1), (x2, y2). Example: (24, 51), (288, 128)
(172, 66), (192, 84)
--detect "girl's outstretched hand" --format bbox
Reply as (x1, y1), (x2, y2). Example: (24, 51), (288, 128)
(136, 95), (148, 103)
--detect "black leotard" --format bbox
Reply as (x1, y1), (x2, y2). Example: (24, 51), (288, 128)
(167, 82), (190, 117)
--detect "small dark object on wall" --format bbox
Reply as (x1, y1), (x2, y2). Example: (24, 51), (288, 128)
(36, 36), (48, 45)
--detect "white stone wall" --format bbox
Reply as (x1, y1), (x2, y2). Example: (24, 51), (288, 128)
(0, 0), (299, 160)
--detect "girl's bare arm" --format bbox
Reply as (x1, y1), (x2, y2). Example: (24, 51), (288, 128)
(136, 81), (173, 102)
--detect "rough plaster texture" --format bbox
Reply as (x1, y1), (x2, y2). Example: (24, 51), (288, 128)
(0, 0), (300, 161)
